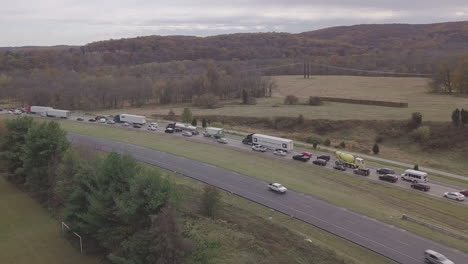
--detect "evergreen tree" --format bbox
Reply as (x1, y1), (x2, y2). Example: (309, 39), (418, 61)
(191, 118), (198, 126)
(242, 89), (248, 104)
(451, 108), (461, 127)
(0, 117), (33, 179)
(22, 121), (69, 195)
(372, 144), (380, 155)
(297, 114), (304, 125)
(202, 118), (207, 128)
(461, 108), (468, 127)
(414, 164), (419, 170)
(182, 108), (193, 123)
(201, 185), (221, 218)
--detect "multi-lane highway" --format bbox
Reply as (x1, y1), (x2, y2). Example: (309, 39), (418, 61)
(68, 132), (468, 264)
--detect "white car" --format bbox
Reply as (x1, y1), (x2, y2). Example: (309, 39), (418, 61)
(149, 122), (158, 127)
(123, 122), (130, 127)
(98, 118), (106, 123)
(443, 192), (465, 201)
(273, 149), (288, 156)
(182, 131), (193, 137)
(217, 137), (228, 144)
(268, 183), (287, 193)
(424, 249), (454, 264)
(147, 125), (157, 131)
(107, 120), (115, 124)
(252, 144), (267, 152)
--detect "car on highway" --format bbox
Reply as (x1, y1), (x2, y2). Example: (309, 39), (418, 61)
(292, 154), (311, 162)
(149, 122), (158, 128)
(424, 249), (454, 264)
(273, 149), (288, 156)
(443, 192), (465, 201)
(165, 127), (174, 133)
(312, 159), (327, 166)
(378, 174), (398, 183)
(333, 163), (346, 171)
(132, 124), (142, 129)
(107, 120), (115, 125)
(317, 155), (331, 161)
(376, 168), (395, 175)
(123, 122), (130, 127)
(353, 168), (370, 176)
(98, 118), (106, 123)
(217, 137), (228, 144)
(76, 117), (84, 121)
(252, 144), (267, 152)
(411, 183), (430, 192)
(459, 190), (468, 196)
(147, 125), (157, 131)
(182, 131), (193, 137)
(7, 110), (13, 114)
(88, 118), (96, 122)
(268, 183), (287, 194)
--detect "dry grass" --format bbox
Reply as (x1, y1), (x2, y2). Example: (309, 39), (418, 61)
(95, 75), (468, 122)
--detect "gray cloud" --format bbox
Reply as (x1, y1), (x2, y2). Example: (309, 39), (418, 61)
(0, 0), (467, 46)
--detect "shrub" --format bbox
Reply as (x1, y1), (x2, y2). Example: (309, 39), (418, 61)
(324, 139), (331, 146)
(167, 109), (176, 121)
(200, 185), (221, 218)
(210, 122), (223, 128)
(193, 93), (220, 109)
(372, 144), (380, 155)
(414, 164), (419, 170)
(308, 96), (323, 106)
(410, 126), (431, 143)
(284, 95), (299, 105)
(297, 114), (304, 125)
(339, 141), (346, 148)
(181, 108), (193, 123)
(306, 136), (321, 145)
(407, 112), (422, 130)
(202, 118), (207, 128)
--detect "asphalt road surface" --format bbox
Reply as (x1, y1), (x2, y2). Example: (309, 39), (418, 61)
(68, 133), (468, 264)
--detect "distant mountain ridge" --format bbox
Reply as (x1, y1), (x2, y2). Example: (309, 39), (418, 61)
(1, 21), (468, 72)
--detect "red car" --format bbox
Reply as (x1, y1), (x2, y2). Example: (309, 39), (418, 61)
(301, 152), (313, 157)
(460, 190), (468, 196)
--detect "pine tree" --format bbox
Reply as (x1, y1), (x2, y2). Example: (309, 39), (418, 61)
(242, 89), (248, 104)
(202, 118), (207, 128)
(461, 108), (468, 127)
(451, 108), (461, 127)
(191, 118), (197, 126)
(372, 144), (380, 155)
(181, 108), (193, 123)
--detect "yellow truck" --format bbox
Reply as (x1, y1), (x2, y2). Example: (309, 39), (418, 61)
(335, 151), (365, 169)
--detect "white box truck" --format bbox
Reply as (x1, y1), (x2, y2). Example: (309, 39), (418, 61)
(114, 114), (146, 125)
(203, 127), (224, 138)
(46, 109), (71, 118)
(28, 106), (52, 115)
(243, 134), (293, 152)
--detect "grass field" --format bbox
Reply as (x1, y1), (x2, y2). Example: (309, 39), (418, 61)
(95, 75), (468, 122)
(0, 176), (99, 264)
(51, 120), (468, 253)
(159, 167), (394, 264)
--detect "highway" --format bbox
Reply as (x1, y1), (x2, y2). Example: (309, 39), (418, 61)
(67, 132), (468, 264)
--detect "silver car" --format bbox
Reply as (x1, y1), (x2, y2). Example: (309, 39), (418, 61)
(217, 137), (228, 144)
(424, 249), (454, 264)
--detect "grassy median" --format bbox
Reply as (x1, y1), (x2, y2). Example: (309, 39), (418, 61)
(48, 120), (468, 253)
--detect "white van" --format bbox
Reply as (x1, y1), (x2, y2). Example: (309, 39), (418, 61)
(401, 169), (428, 183)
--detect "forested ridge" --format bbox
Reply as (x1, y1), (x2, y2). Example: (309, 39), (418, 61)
(1, 21), (468, 109)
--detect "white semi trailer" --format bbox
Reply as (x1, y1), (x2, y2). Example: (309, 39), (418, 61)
(243, 134), (293, 152)
(114, 114), (146, 125)
(27, 106), (52, 115)
(203, 127), (224, 138)
(46, 109), (71, 119)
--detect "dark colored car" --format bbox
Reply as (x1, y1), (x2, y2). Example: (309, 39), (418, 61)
(317, 155), (331, 161)
(353, 168), (370, 176)
(312, 159), (327, 166)
(378, 174), (398, 183)
(76, 117), (84, 121)
(411, 183), (430, 192)
(88, 118), (96, 122)
(165, 128), (174, 133)
(376, 168), (395, 175)
(459, 190), (468, 196)
(333, 164), (346, 171)
(133, 124), (142, 129)
(293, 154), (311, 162)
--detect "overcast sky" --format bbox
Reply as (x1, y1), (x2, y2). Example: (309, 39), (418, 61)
(1, 0), (467, 46)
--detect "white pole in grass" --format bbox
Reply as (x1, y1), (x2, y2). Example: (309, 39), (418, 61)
(61, 222), (83, 254)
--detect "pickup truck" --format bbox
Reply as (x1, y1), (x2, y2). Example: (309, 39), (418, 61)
(268, 183), (287, 194)
(353, 168), (370, 176)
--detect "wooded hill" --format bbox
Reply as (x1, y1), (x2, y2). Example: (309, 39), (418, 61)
(1, 21), (468, 73)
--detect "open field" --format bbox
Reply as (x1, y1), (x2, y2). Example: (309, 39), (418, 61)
(94, 75), (468, 122)
(157, 166), (394, 264)
(46, 120), (468, 253)
(0, 176), (100, 264)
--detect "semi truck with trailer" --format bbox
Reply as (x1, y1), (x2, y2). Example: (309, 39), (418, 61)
(203, 127), (224, 138)
(113, 114), (146, 125)
(242, 134), (293, 152)
(335, 151), (365, 169)
(45, 109), (71, 119)
(27, 106), (52, 116)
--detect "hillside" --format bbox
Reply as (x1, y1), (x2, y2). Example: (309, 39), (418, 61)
(1, 21), (467, 72)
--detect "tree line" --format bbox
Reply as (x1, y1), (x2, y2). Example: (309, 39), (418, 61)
(0, 61), (274, 110)
(0, 117), (221, 263)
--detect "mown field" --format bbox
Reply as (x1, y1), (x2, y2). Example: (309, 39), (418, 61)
(96, 75), (468, 122)
(0, 176), (100, 264)
(49, 120), (468, 253)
